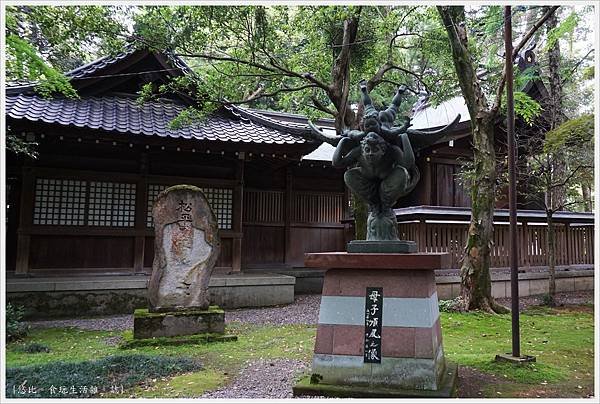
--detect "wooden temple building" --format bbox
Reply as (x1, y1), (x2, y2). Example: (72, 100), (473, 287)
(5, 46), (593, 315)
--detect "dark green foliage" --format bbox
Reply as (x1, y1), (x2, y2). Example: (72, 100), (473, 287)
(6, 303), (29, 342)
(544, 114), (594, 152)
(16, 343), (51, 354)
(6, 354), (202, 398)
(541, 293), (555, 307)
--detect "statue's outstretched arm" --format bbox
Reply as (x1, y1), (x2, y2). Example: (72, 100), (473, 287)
(307, 121), (342, 146)
(398, 133), (415, 168)
(389, 85), (407, 110)
(380, 117), (412, 139)
(332, 137), (361, 168)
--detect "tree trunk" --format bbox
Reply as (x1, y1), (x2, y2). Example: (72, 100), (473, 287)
(352, 194), (367, 240)
(459, 113), (508, 313)
(581, 183), (592, 211)
(438, 6), (507, 313)
(546, 210), (556, 306)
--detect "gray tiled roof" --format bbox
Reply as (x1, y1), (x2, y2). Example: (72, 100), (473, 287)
(6, 94), (310, 144)
(65, 46), (194, 79)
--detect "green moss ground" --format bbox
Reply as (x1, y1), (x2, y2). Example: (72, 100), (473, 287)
(6, 306), (594, 398)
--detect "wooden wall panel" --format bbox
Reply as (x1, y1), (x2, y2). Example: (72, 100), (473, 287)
(29, 235), (135, 270)
(242, 225), (285, 267)
(435, 164), (455, 206)
(216, 237), (233, 268)
(286, 226), (345, 267)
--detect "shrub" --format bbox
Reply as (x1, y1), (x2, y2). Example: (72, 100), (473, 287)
(439, 297), (464, 312)
(6, 303), (29, 342)
(6, 354), (203, 398)
(16, 343), (51, 354)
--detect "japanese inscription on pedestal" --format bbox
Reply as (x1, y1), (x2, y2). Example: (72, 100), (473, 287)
(364, 287), (383, 363)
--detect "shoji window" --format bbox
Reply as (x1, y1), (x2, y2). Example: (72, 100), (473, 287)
(33, 178), (136, 227)
(33, 179), (87, 226)
(88, 181), (136, 227)
(146, 184), (233, 230)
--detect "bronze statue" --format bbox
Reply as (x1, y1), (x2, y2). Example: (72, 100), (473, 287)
(308, 81), (460, 250)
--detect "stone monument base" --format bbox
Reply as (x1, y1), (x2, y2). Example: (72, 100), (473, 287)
(300, 251), (454, 398)
(293, 362), (458, 398)
(347, 240), (417, 253)
(133, 306), (224, 339)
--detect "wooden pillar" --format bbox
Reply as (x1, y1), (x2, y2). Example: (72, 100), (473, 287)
(423, 157), (433, 205)
(284, 167), (293, 264)
(133, 153), (148, 274)
(564, 223), (571, 267)
(418, 218), (426, 253)
(15, 166), (34, 275)
(521, 221), (530, 268)
(231, 158), (245, 272)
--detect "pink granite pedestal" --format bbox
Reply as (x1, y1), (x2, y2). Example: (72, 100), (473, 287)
(295, 252), (457, 398)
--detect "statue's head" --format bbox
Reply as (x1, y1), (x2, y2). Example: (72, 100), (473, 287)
(361, 132), (387, 164)
(363, 112), (380, 134)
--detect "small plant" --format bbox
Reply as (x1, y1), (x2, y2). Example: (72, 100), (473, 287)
(6, 303), (29, 342)
(6, 354), (203, 398)
(16, 343), (51, 354)
(541, 293), (556, 307)
(310, 373), (323, 384)
(439, 297), (464, 312)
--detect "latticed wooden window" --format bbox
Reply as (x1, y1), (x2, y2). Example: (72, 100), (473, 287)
(33, 179), (87, 225)
(88, 181), (136, 227)
(146, 184), (233, 230)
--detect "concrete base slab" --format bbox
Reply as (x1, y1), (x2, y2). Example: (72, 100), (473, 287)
(495, 353), (537, 364)
(133, 306), (224, 339)
(347, 240), (417, 253)
(293, 362), (458, 398)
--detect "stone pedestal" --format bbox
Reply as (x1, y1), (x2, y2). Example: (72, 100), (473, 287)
(295, 252), (457, 398)
(133, 307), (224, 339)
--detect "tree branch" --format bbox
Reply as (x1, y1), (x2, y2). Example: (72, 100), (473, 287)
(175, 51), (330, 92)
(548, 164), (593, 190)
(233, 83), (319, 104)
(561, 48), (594, 85)
(311, 96), (337, 117)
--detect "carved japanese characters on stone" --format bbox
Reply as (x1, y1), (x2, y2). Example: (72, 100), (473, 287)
(148, 185), (220, 312)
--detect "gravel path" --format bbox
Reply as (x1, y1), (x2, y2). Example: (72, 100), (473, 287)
(200, 358), (311, 399)
(225, 294), (320, 325)
(27, 294), (322, 331)
(28, 314), (133, 331)
(497, 290), (593, 310)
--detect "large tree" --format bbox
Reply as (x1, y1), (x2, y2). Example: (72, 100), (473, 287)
(131, 5), (445, 239)
(437, 6), (558, 313)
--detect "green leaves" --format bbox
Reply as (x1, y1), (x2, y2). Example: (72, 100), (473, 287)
(513, 91), (542, 125)
(544, 114), (594, 152)
(544, 12), (578, 51)
(6, 35), (78, 99)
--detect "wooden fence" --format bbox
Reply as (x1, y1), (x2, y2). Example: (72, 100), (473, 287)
(397, 221), (594, 269)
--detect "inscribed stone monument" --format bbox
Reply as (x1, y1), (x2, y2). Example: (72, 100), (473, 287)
(133, 185), (225, 340)
(148, 185), (220, 312)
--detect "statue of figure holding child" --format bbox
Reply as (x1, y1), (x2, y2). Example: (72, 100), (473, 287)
(309, 81), (460, 251)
